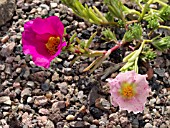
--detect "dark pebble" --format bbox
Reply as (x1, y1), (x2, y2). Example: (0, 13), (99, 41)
(7, 117), (22, 128)
(56, 122), (64, 128)
(41, 83), (49, 91)
(88, 86), (100, 106)
(22, 5), (31, 12)
(89, 107), (103, 119)
(81, 30), (91, 39)
(70, 121), (85, 128)
(67, 109), (77, 115)
(150, 80), (161, 91)
(49, 113), (63, 124)
(62, 20), (69, 26)
(49, 10), (55, 16)
(131, 118), (139, 128)
(154, 68), (165, 77)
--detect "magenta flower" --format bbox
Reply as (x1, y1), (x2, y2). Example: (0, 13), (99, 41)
(22, 16), (66, 68)
(107, 71), (150, 113)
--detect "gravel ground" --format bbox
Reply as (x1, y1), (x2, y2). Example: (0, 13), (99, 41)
(0, 0), (170, 128)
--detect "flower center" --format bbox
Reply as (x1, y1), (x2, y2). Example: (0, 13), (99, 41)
(46, 36), (60, 55)
(119, 82), (136, 99)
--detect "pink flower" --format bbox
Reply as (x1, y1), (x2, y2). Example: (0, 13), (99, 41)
(22, 16), (66, 68)
(107, 71), (150, 113)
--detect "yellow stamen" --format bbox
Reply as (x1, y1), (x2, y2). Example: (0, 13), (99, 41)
(119, 82), (136, 99)
(46, 36), (60, 55)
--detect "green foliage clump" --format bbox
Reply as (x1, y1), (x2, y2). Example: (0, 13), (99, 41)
(123, 23), (142, 43)
(145, 14), (160, 29)
(140, 45), (156, 61)
(159, 6), (170, 20)
(152, 36), (170, 51)
(102, 29), (117, 42)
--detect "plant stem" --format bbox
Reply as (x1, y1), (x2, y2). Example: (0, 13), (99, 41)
(137, 1), (143, 10)
(110, 44), (120, 53)
(154, 0), (168, 6)
(90, 50), (106, 55)
(144, 39), (152, 43)
(100, 21), (119, 26)
(83, 56), (102, 72)
(126, 20), (138, 25)
(89, 49), (112, 73)
(87, 44), (120, 57)
(159, 25), (170, 30)
(138, 0), (154, 21)
(122, 6), (141, 16)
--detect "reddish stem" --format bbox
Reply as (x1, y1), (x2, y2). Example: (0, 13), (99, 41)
(75, 50), (81, 54)
(128, 45), (135, 51)
(110, 44), (120, 52)
(102, 43), (121, 54)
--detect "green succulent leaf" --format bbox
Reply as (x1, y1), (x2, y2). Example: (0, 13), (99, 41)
(118, 20), (125, 28)
(147, 18), (160, 29)
(131, 23), (142, 39)
(123, 31), (134, 43)
(159, 6), (170, 21)
(104, 0), (125, 23)
(61, 0), (106, 25)
(102, 29), (117, 42)
(105, 12), (115, 22)
(140, 45), (156, 61)
(122, 23), (142, 42)
(152, 36), (170, 51)
(144, 13), (161, 29)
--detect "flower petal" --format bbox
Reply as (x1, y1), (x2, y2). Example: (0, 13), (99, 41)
(46, 16), (64, 37)
(117, 97), (144, 113)
(32, 16), (64, 36)
(134, 74), (148, 87)
(33, 57), (51, 68)
(116, 71), (136, 84)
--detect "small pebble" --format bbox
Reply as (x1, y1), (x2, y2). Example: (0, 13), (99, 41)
(21, 88), (31, 97)
(52, 72), (59, 81)
(66, 115), (75, 121)
(39, 108), (49, 115)
(50, 3), (58, 8)
(34, 96), (48, 106)
(26, 81), (35, 87)
(27, 97), (33, 104)
(0, 64), (5, 71)
(45, 120), (55, 128)
(144, 123), (153, 128)
(0, 96), (11, 105)
(1, 35), (9, 43)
